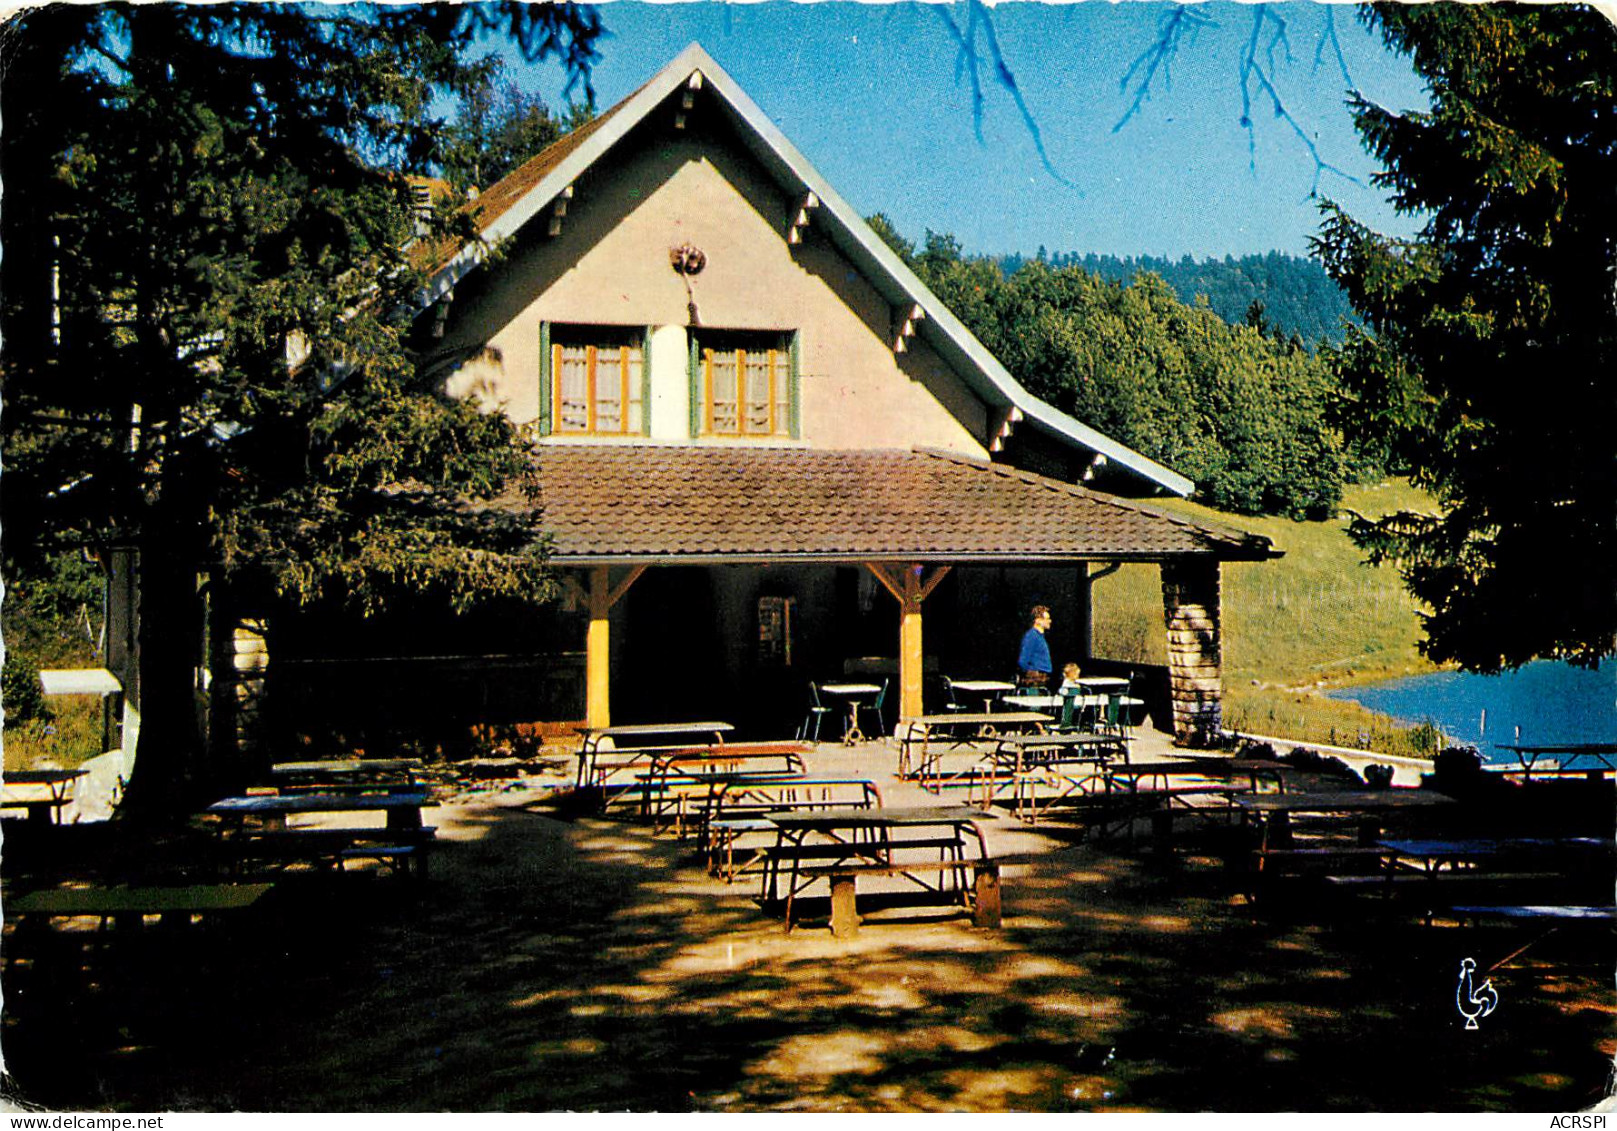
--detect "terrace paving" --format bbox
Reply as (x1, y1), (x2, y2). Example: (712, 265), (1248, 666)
(2, 725), (1611, 1112)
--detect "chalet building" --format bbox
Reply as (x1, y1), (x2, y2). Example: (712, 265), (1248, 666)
(232, 44), (1276, 758)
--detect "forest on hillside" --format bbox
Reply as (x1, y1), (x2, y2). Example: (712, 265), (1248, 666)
(874, 217), (1350, 520)
(998, 250), (1358, 345)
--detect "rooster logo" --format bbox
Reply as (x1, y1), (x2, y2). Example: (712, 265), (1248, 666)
(1457, 957), (1499, 1030)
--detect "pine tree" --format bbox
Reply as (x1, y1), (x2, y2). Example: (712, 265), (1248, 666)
(1314, 3), (1617, 670)
(0, 3), (602, 813)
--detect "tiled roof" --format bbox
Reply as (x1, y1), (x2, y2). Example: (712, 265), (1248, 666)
(500, 446), (1274, 563)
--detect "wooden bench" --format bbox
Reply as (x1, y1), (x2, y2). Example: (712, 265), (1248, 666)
(799, 851), (1050, 935)
(1445, 904), (1617, 923)
(217, 826), (436, 880)
(0, 795), (73, 826)
(1323, 871), (1569, 899)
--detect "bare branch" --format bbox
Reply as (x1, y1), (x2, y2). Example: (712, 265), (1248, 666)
(1115, 7), (1214, 133)
(936, 1), (1079, 191)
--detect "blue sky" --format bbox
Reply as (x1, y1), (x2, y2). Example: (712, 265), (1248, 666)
(491, 1), (1431, 259)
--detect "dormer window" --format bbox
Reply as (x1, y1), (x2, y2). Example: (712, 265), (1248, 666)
(693, 330), (798, 438)
(544, 324), (648, 436)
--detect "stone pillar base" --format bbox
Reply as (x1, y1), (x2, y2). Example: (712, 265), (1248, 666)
(1161, 561), (1223, 747)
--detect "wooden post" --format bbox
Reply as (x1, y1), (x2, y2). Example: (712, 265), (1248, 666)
(584, 565), (647, 731)
(972, 863), (1003, 929)
(900, 568), (924, 721)
(586, 567), (612, 729)
(828, 872), (860, 938)
(864, 563), (951, 720)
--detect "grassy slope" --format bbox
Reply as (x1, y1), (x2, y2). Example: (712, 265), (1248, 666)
(1092, 479), (1447, 757)
(2, 604), (106, 773)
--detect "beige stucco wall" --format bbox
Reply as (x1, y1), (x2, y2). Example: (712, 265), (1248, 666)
(437, 120), (989, 454)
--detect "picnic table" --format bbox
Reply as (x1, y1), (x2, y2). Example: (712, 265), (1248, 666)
(896, 711), (1050, 777)
(700, 777), (883, 882)
(1491, 743), (1617, 780)
(573, 721), (735, 789)
(205, 790), (435, 832)
(758, 806), (1001, 936)
(981, 732), (1122, 822)
(627, 742), (810, 827)
(270, 758), (422, 785)
(1095, 758), (1290, 845)
(8, 883), (275, 932)
(1379, 836), (1614, 878)
(1, 768), (89, 826)
(1235, 789), (1457, 859)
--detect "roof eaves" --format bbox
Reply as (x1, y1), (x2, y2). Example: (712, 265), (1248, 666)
(416, 44), (715, 307)
(915, 448), (1275, 559)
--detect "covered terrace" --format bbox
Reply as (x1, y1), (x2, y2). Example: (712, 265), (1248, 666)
(507, 445), (1278, 744)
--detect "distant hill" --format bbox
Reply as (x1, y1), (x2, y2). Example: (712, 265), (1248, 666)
(999, 250), (1358, 345)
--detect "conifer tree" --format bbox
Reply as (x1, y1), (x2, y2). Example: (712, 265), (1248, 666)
(1314, 4), (1616, 670)
(0, 3), (602, 812)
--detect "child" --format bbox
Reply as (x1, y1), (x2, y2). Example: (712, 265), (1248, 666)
(1058, 662), (1082, 693)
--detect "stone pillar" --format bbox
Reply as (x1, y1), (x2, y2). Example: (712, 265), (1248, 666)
(227, 618), (271, 757)
(1161, 560), (1222, 747)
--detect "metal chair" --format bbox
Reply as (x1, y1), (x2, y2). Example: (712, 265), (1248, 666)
(940, 676), (968, 712)
(863, 678), (890, 738)
(1055, 687), (1081, 732)
(1100, 688), (1133, 759)
(797, 682), (832, 743)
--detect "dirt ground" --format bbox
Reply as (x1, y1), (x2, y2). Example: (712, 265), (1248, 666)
(2, 734), (1613, 1112)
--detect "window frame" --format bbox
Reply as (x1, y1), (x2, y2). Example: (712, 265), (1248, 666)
(538, 323), (652, 437)
(687, 329), (800, 440)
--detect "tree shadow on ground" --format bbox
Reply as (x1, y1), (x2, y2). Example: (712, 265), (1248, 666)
(3, 804), (1612, 1111)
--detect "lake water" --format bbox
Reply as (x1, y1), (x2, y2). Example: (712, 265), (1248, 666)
(1328, 659), (1617, 762)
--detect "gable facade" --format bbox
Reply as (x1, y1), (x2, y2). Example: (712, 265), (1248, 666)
(430, 124), (985, 454)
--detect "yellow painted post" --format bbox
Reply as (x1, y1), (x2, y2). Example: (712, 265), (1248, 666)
(586, 567), (611, 729)
(900, 566), (924, 720)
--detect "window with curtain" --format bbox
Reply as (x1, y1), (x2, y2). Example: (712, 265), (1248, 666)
(697, 331), (795, 438)
(550, 326), (644, 435)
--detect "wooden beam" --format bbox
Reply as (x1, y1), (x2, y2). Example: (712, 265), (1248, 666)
(606, 564), (647, 611)
(862, 562), (905, 603)
(864, 563), (950, 719)
(916, 564), (952, 602)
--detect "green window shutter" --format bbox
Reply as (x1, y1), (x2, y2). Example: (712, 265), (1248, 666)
(641, 326), (654, 436)
(788, 331), (802, 440)
(687, 333), (702, 439)
(537, 322), (553, 436)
